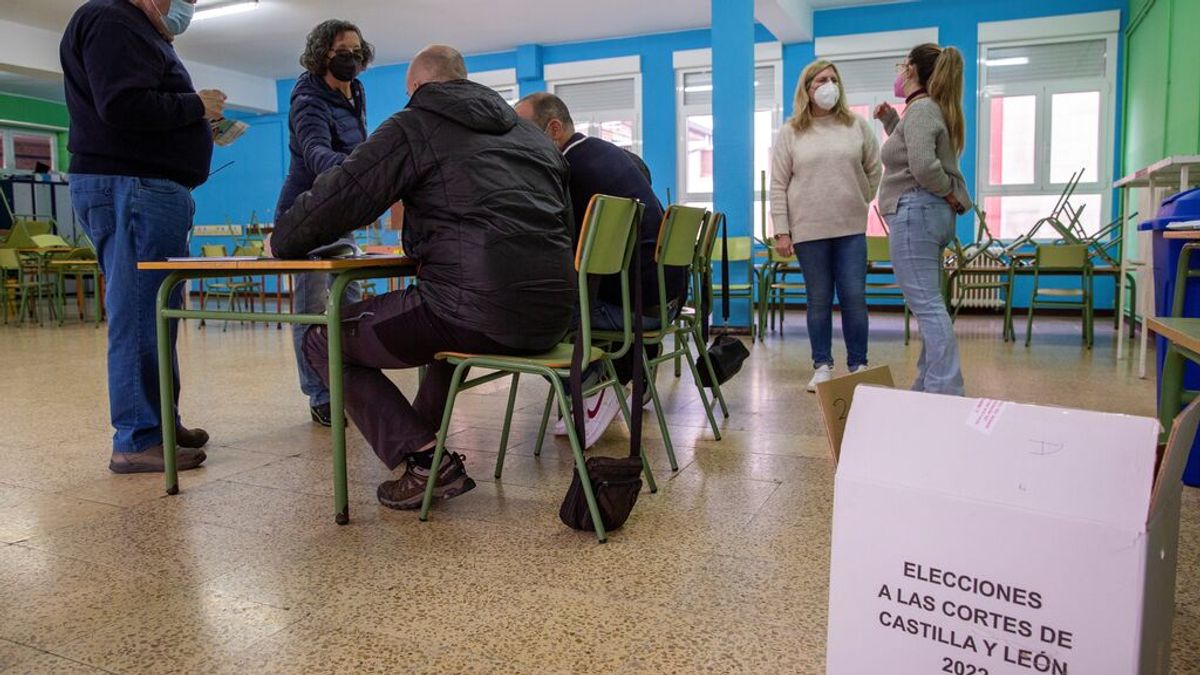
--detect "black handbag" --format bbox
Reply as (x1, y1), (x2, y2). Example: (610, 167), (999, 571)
(560, 206), (647, 533)
(696, 212), (750, 388)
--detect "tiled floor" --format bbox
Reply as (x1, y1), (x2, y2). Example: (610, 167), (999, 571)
(0, 310), (1196, 673)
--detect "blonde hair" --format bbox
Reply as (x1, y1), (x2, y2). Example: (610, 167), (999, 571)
(909, 43), (965, 155)
(787, 59), (853, 132)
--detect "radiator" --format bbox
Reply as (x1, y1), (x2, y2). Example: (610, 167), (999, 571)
(949, 255), (1007, 310)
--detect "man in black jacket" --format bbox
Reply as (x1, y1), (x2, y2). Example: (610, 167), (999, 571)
(61, 0), (225, 474)
(272, 45), (575, 511)
(516, 93), (685, 450)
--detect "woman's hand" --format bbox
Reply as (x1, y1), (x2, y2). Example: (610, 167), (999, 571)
(945, 193), (964, 214)
(773, 234), (793, 258)
(873, 102), (895, 121)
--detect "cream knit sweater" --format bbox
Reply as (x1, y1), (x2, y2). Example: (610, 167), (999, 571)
(769, 114), (881, 243)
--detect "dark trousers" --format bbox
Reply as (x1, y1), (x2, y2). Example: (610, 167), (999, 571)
(303, 286), (531, 470)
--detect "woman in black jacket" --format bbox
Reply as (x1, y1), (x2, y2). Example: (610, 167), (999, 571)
(276, 19), (374, 426)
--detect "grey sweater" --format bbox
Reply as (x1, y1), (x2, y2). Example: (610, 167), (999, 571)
(877, 98), (972, 216)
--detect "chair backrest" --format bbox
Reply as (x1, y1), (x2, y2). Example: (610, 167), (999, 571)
(575, 194), (641, 357)
(232, 243), (262, 257)
(653, 205), (708, 323)
(30, 233), (68, 249)
(866, 236), (891, 263)
(0, 248), (19, 271)
(1, 219), (51, 249)
(1035, 243), (1089, 269)
(201, 244), (228, 257)
(66, 247), (97, 261)
(710, 236), (753, 263)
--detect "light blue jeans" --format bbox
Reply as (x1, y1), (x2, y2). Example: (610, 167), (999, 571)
(292, 271), (361, 407)
(886, 189), (964, 396)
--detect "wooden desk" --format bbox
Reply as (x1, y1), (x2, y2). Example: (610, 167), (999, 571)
(1148, 317), (1200, 441)
(1164, 231), (1200, 240)
(138, 255), (417, 524)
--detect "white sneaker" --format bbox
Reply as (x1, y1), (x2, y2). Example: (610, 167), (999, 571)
(553, 388), (622, 449)
(849, 364), (868, 374)
(806, 365), (834, 392)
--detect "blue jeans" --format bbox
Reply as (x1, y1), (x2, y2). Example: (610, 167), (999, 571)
(70, 174), (192, 453)
(792, 234), (869, 369)
(886, 189), (964, 396)
(291, 271), (361, 407)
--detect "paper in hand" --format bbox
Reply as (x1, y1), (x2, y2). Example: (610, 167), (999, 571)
(210, 117), (249, 147)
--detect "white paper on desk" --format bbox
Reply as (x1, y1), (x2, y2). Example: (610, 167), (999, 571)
(1165, 220), (1200, 230)
(165, 256), (259, 262)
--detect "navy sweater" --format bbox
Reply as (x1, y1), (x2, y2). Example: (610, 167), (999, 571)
(275, 72), (368, 215)
(60, 0), (212, 188)
(564, 134), (686, 308)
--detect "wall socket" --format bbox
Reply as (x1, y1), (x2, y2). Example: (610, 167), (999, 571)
(193, 225), (243, 236)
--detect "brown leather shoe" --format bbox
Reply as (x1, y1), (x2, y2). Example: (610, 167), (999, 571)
(377, 452), (476, 510)
(176, 426), (209, 449)
(109, 445), (206, 474)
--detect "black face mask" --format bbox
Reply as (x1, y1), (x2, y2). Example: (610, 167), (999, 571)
(327, 53), (359, 83)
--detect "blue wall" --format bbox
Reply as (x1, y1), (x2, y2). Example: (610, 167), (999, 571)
(193, 0), (1127, 307)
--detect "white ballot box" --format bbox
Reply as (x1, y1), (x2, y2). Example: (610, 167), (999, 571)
(826, 387), (1200, 675)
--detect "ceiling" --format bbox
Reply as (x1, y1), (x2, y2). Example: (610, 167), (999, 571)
(3, 0), (906, 79)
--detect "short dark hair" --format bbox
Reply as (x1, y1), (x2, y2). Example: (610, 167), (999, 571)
(517, 92), (574, 129)
(299, 20), (375, 76)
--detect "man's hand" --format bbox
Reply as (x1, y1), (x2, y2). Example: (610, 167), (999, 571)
(262, 233), (275, 258)
(198, 89), (227, 121)
(773, 233), (793, 258)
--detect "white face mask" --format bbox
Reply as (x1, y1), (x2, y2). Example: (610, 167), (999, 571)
(812, 81), (840, 111)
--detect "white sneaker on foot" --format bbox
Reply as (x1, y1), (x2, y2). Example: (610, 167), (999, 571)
(806, 364), (834, 392)
(553, 388), (622, 449)
(849, 364), (868, 374)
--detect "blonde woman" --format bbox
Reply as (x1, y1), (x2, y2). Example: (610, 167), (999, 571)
(874, 43), (972, 395)
(770, 60), (881, 392)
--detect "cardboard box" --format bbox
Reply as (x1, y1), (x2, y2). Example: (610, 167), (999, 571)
(814, 366), (894, 463)
(826, 387), (1199, 674)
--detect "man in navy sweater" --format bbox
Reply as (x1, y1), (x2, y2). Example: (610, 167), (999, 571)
(61, 0), (226, 473)
(517, 93), (687, 449)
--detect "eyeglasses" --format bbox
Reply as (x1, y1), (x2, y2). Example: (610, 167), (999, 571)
(332, 49), (366, 62)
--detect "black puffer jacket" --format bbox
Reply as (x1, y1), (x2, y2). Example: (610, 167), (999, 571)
(273, 79), (575, 351)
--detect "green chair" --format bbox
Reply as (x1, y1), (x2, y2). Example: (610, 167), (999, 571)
(1024, 244), (1093, 348)
(675, 209), (731, 419)
(864, 235), (912, 345)
(758, 247), (805, 339)
(0, 248), (42, 325)
(710, 234), (757, 339)
(56, 247), (104, 327)
(420, 194), (655, 543)
(197, 244), (262, 330)
(590, 205), (725, 471)
(0, 218), (52, 250)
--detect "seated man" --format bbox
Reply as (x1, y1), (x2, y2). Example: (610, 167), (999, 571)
(515, 93), (688, 449)
(272, 45), (575, 510)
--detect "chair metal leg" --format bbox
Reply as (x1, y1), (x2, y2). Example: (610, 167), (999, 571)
(533, 385), (554, 457)
(692, 322), (728, 418)
(494, 373), (520, 479)
(643, 350), (678, 471)
(680, 335), (721, 440)
(549, 374), (607, 542)
(420, 361), (471, 523)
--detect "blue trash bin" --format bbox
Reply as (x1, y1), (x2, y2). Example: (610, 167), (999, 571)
(1139, 187), (1200, 485)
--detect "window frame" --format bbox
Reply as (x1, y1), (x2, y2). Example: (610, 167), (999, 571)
(674, 58), (783, 219)
(547, 73), (643, 157)
(975, 32), (1119, 238)
(0, 127), (58, 172)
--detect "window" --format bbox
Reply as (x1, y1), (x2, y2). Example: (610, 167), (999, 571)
(676, 63), (781, 237)
(837, 55), (909, 235)
(550, 76), (640, 154)
(0, 129), (56, 172)
(977, 36), (1116, 239)
(491, 85), (518, 107)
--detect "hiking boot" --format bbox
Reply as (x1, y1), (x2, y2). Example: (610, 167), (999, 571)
(176, 425), (209, 449)
(310, 403), (332, 427)
(376, 451), (476, 510)
(109, 445), (207, 474)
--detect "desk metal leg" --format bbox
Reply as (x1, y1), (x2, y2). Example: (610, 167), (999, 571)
(328, 273), (353, 525)
(1116, 194), (1130, 359)
(157, 272), (183, 495)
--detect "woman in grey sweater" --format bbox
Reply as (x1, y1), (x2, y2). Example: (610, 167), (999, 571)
(874, 43), (972, 396)
(770, 59), (881, 392)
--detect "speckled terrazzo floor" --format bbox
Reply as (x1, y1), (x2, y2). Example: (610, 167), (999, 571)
(0, 308), (1195, 674)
